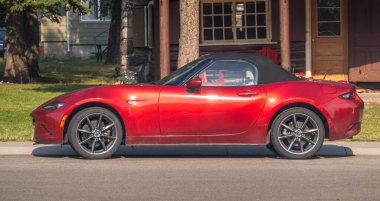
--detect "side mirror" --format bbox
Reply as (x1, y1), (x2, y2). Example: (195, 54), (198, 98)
(186, 77), (202, 90)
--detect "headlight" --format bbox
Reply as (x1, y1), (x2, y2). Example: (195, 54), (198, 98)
(43, 102), (64, 111)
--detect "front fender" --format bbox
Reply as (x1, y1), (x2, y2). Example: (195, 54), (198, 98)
(61, 98), (130, 143)
(63, 98), (130, 122)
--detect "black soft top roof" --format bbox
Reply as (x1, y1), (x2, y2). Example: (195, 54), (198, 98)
(205, 52), (301, 84)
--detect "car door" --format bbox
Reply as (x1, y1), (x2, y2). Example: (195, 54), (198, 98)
(158, 60), (267, 135)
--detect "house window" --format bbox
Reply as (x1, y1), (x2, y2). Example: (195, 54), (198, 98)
(81, 0), (111, 21)
(201, 0), (271, 44)
(317, 0), (341, 36)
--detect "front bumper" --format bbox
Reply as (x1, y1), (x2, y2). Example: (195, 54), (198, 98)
(31, 106), (67, 144)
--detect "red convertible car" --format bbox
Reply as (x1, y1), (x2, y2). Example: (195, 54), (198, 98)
(31, 53), (364, 159)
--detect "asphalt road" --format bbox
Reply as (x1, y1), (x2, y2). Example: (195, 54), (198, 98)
(1, 155), (380, 201)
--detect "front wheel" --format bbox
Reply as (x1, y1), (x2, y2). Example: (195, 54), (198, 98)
(68, 107), (123, 159)
(270, 107), (325, 159)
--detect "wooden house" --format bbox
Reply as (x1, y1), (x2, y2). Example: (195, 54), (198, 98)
(147, 0), (380, 82)
(40, 0), (111, 59)
(41, 0), (380, 82)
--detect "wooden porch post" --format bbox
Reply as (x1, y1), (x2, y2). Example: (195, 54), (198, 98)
(305, 0), (312, 77)
(159, 0), (170, 78)
(279, 0), (291, 71)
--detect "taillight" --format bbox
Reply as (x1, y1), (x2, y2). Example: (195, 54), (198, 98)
(339, 92), (355, 100)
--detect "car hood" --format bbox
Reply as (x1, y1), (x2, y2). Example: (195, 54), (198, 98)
(38, 84), (161, 108)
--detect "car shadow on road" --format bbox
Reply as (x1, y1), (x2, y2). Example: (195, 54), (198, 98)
(31, 144), (354, 159)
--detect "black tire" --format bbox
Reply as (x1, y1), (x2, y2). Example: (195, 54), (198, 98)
(270, 107), (325, 159)
(68, 107), (123, 159)
(266, 143), (277, 154)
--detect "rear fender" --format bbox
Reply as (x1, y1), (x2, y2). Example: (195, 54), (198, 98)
(258, 98), (333, 143)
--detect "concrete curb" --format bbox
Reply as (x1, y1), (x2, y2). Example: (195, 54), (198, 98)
(0, 141), (379, 157)
(358, 92), (380, 104)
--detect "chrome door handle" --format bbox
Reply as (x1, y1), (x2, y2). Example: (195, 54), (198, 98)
(237, 91), (259, 97)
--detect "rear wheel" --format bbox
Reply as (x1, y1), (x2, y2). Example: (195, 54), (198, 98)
(270, 107), (324, 159)
(68, 107), (123, 159)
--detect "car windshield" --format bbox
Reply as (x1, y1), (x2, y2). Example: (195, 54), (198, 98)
(154, 56), (211, 85)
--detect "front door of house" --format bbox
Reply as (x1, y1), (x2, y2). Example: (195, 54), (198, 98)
(311, 0), (348, 80)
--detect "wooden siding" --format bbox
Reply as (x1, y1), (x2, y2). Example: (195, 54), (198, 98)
(349, 0), (380, 82)
(41, 12), (110, 45)
(41, 17), (67, 42)
(267, 0), (306, 42)
(70, 14), (110, 45)
(133, 8), (146, 48)
(150, 0), (180, 80)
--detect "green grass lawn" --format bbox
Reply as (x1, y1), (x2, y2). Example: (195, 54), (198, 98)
(0, 58), (115, 141)
(352, 104), (380, 141)
(0, 58), (380, 141)
(0, 58), (115, 84)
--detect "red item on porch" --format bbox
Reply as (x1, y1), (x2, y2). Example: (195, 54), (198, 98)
(256, 47), (279, 64)
(292, 72), (305, 78)
(338, 80), (349, 84)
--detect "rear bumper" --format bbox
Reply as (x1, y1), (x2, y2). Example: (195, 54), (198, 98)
(324, 96), (364, 140)
(344, 122), (362, 138)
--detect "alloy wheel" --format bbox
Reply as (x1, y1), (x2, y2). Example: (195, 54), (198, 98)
(76, 113), (118, 155)
(277, 113), (320, 155)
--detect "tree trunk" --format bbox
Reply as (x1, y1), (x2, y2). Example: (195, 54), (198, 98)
(120, 0), (134, 75)
(24, 9), (40, 80)
(3, 8), (40, 83)
(178, 0), (199, 68)
(3, 10), (30, 83)
(105, 0), (122, 64)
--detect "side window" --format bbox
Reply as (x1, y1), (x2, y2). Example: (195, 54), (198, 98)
(199, 60), (258, 86)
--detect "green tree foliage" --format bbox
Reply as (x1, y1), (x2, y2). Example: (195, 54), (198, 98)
(0, 0), (88, 22)
(0, 0), (88, 83)
(0, 4), (5, 27)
